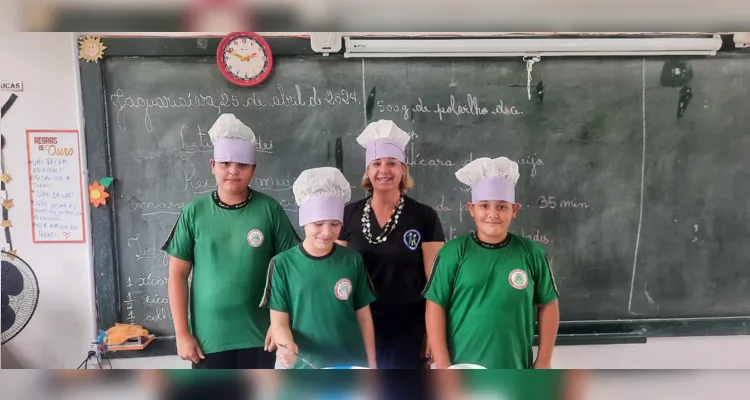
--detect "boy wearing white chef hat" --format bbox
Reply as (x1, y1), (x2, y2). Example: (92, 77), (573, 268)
(423, 156), (559, 369)
(162, 113), (300, 369)
(261, 166), (377, 369)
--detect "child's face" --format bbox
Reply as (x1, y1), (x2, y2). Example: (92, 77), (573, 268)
(304, 220), (342, 250)
(210, 160), (255, 195)
(467, 200), (521, 241)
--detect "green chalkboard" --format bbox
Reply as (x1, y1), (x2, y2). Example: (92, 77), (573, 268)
(80, 37), (750, 357)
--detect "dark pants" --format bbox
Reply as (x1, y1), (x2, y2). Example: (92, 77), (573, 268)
(374, 371), (435, 400)
(372, 300), (428, 369)
(191, 347), (276, 369)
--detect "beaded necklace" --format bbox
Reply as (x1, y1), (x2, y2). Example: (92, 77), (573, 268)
(361, 196), (404, 244)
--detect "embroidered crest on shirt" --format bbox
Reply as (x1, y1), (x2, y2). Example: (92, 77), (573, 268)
(403, 229), (421, 250)
(247, 229), (264, 247)
(334, 278), (353, 300)
(508, 269), (528, 290)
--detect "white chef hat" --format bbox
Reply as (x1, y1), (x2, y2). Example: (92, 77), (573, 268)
(293, 166), (352, 226)
(208, 113), (257, 164)
(455, 157), (520, 204)
(356, 120), (411, 166)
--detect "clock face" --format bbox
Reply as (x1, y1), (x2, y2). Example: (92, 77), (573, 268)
(218, 33), (272, 86)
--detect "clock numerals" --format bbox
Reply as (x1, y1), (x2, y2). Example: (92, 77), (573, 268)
(218, 33), (272, 86)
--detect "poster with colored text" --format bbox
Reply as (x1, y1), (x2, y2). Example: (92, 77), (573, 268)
(26, 130), (86, 243)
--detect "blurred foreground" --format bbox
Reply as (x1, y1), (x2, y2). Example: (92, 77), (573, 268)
(2, 369), (750, 400)
(2, 0), (746, 32)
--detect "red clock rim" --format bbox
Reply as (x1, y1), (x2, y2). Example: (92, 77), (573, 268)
(216, 32), (273, 87)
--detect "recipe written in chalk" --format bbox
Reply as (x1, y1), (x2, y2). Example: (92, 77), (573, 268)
(26, 130), (86, 243)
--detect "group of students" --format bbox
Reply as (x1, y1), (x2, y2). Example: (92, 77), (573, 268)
(162, 113), (560, 370)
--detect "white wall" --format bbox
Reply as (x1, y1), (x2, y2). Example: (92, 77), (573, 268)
(2, 32), (750, 369)
(0, 33), (97, 368)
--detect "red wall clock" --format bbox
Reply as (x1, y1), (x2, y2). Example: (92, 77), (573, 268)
(216, 32), (273, 87)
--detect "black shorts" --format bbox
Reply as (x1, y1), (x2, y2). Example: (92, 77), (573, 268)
(191, 347), (275, 369)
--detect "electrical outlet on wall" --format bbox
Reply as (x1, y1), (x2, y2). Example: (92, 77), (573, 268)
(89, 342), (100, 355)
(83, 342), (102, 369)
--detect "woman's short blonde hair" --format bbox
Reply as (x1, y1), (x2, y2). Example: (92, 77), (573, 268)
(361, 162), (414, 194)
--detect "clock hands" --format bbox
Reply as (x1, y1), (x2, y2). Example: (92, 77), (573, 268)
(229, 51), (259, 62)
(218, 33), (272, 86)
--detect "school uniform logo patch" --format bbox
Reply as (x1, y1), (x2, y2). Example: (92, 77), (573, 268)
(403, 229), (421, 250)
(509, 269), (529, 290)
(334, 278), (353, 300)
(247, 229), (264, 247)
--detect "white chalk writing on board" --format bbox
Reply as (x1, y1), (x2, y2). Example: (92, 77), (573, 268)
(26, 130), (86, 243)
(110, 85), (361, 133)
(376, 94), (522, 121)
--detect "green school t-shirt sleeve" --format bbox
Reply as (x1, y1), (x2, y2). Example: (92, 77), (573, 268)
(161, 208), (194, 262)
(531, 244), (559, 305)
(271, 202), (301, 255)
(260, 258), (289, 312)
(421, 245), (460, 308)
(353, 256), (376, 310)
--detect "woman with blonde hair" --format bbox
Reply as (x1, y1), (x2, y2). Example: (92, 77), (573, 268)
(337, 119), (445, 369)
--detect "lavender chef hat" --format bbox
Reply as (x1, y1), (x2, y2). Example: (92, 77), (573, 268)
(356, 119), (411, 166)
(293, 166), (352, 226)
(455, 157), (520, 204)
(208, 113), (257, 165)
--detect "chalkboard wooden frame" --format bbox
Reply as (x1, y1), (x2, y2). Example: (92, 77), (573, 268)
(80, 36), (750, 359)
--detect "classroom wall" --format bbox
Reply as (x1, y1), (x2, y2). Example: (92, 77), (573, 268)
(0, 32), (97, 369)
(2, 32), (750, 369)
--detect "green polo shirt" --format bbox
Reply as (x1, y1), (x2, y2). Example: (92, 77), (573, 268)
(162, 189), (299, 354)
(261, 243), (375, 369)
(422, 232), (558, 369)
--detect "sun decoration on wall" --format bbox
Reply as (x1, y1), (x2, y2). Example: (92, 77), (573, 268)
(78, 36), (107, 63)
(89, 177), (114, 208)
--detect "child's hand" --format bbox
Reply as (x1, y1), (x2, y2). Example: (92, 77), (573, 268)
(176, 332), (205, 364)
(277, 343), (299, 368)
(264, 328), (276, 352)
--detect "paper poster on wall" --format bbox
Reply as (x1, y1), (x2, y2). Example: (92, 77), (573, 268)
(26, 130), (86, 243)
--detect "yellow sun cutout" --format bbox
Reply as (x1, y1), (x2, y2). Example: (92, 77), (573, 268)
(79, 36), (107, 63)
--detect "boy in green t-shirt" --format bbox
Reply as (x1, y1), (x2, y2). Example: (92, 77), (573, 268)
(162, 113), (299, 369)
(261, 166), (377, 369)
(423, 156), (560, 369)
